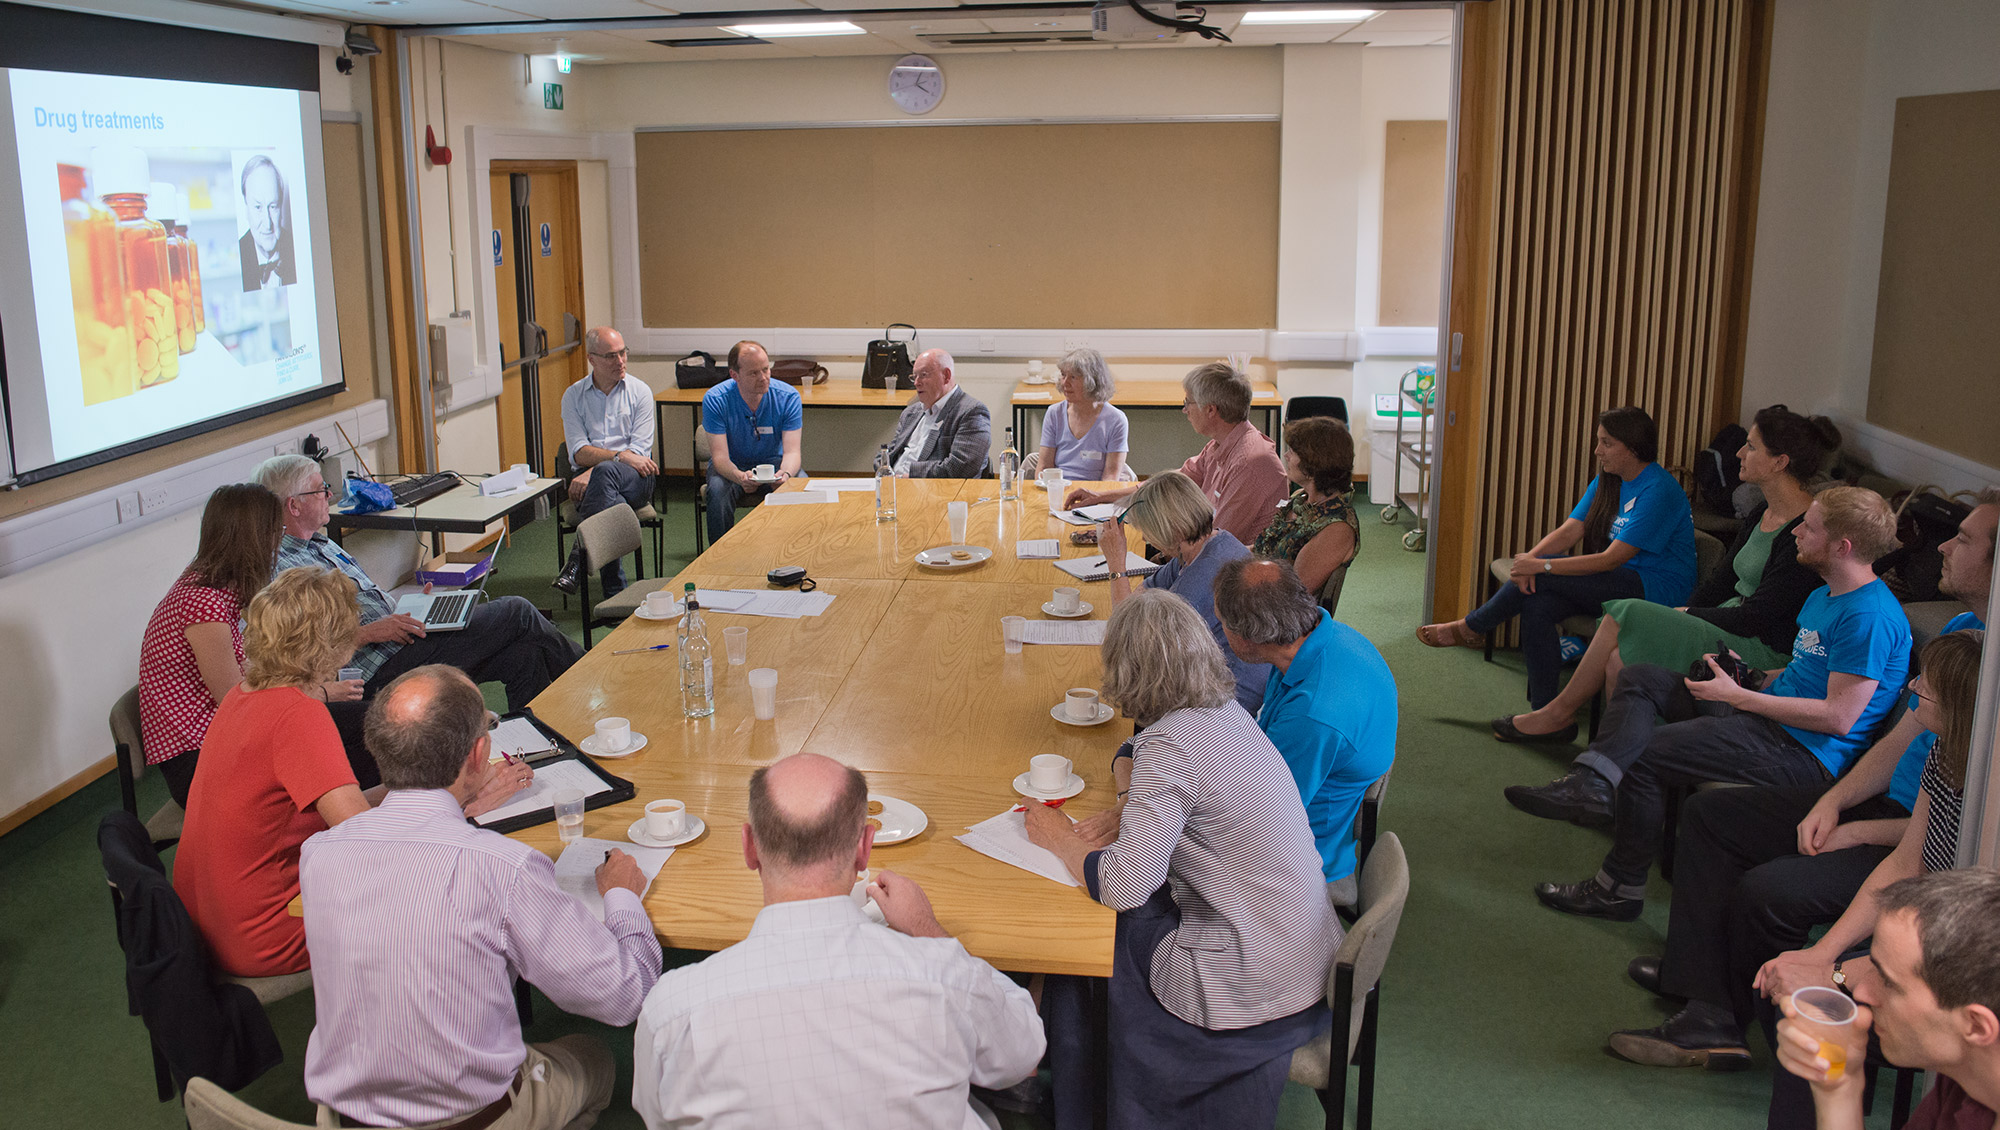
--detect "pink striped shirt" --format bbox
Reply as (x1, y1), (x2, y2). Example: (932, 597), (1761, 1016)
(300, 790), (660, 1126)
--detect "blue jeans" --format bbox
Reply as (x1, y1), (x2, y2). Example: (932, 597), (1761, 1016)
(705, 464), (769, 545)
(578, 460), (654, 593)
(1466, 566), (1646, 707)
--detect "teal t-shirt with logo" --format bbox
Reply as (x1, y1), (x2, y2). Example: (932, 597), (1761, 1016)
(1766, 580), (1912, 775)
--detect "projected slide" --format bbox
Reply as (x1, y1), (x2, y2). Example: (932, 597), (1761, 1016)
(0, 67), (338, 478)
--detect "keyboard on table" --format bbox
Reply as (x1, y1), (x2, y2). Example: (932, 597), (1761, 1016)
(388, 472), (459, 508)
(423, 591), (475, 626)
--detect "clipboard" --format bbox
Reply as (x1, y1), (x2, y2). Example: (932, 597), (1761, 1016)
(473, 709), (636, 834)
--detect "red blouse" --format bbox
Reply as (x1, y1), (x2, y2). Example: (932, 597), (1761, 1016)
(138, 573), (244, 764)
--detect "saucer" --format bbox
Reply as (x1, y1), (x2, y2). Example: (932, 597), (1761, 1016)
(634, 601), (685, 621)
(866, 794), (928, 844)
(627, 814), (705, 849)
(1013, 770), (1087, 800)
(1049, 703), (1116, 727)
(580, 732), (648, 758)
(750, 473), (780, 485)
(1042, 601), (1093, 618)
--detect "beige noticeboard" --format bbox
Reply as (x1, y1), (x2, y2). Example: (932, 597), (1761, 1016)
(1378, 119), (1447, 328)
(635, 122), (1280, 330)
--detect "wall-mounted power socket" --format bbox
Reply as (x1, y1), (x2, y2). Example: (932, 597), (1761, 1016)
(140, 488), (170, 514)
(116, 493), (141, 523)
(978, 336), (997, 353)
(1063, 338), (1084, 354)
(274, 438), (300, 456)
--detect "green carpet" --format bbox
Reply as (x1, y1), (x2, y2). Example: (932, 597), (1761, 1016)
(4, 483), (1877, 1128)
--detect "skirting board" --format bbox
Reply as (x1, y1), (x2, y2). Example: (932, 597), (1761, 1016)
(1840, 415), (2000, 497)
(0, 398), (392, 579)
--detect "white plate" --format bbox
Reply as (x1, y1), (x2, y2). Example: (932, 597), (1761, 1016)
(627, 814), (706, 849)
(866, 794), (929, 844)
(915, 545), (993, 569)
(1013, 770), (1088, 800)
(1042, 601), (1093, 618)
(579, 732), (648, 758)
(1049, 703), (1116, 727)
(633, 601), (685, 621)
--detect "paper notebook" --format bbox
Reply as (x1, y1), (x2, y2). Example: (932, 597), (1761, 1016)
(1052, 552), (1161, 583)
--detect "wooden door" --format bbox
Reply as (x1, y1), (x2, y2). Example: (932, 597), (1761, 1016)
(490, 172), (524, 469)
(491, 161), (586, 475)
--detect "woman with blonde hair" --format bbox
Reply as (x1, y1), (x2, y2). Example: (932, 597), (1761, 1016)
(173, 567), (531, 977)
(1026, 590), (1335, 1129)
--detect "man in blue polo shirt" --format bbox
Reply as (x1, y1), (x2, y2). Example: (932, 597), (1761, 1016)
(701, 340), (803, 545)
(1514, 486), (1912, 922)
(1212, 557), (1397, 898)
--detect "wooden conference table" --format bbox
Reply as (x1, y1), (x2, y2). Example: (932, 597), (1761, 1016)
(1010, 378), (1284, 458)
(520, 477), (1129, 976)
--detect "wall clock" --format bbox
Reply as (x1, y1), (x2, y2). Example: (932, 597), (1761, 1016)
(889, 54), (944, 115)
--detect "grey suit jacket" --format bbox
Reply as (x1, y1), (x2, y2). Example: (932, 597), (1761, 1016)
(885, 387), (991, 478)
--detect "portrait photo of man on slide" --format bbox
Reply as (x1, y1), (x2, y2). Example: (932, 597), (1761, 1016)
(237, 153), (294, 290)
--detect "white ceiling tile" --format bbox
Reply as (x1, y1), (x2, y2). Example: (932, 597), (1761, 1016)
(1334, 29), (1450, 46)
(1354, 8), (1455, 33)
(782, 35), (914, 56)
(1226, 25), (1346, 44)
(479, 0), (676, 17)
(643, 0), (815, 11)
(978, 15), (1093, 33)
(870, 18), (990, 34)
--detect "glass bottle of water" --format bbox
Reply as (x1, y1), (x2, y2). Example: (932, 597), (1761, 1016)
(874, 444), (897, 522)
(998, 426), (1020, 501)
(678, 582), (713, 718)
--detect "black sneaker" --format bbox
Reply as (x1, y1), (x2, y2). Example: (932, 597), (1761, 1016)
(1535, 877), (1642, 921)
(1607, 1003), (1752, 1070)
(1504, 768), (1615, 826)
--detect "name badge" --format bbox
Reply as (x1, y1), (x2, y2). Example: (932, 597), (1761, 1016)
(756, 426), (774, 436)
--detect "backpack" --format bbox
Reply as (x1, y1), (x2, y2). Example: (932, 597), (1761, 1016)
(1694, 423), (1748, 513)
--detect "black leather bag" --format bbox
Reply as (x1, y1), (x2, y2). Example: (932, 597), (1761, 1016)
(862, 325), (917, 390)
(675, 350), (729, 390)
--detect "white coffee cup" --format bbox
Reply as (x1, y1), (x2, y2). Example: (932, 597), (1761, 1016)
(754, 463), (775, 480)
(1040, 467), (1063, 487)
(594, 716), (632, 752)
(644, 590), (678, 616)
(645, 799), (686, 840)
(1065, 688), (1100, 722)
(748, 667), (779, 721)
(1029, 753), (1074, 791)
(1052, 586), (1081, 615)
(510, 462), (531, 478)
(947, 500), (968, 545)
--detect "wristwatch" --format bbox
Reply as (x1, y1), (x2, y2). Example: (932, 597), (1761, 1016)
(1542, 560), (1553, 573)
(1831, 961), (1850, 995)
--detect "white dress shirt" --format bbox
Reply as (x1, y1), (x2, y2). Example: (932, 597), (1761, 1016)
(561, 373), (657, 463)
(633, 895), (1044, 1130)
(301, 790), (662, 1126)
(892, 385), (961, 476)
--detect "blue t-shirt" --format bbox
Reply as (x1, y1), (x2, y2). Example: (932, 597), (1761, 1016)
(1567, 462), (1697, 604)
(1255, 609), (1398, 882)
(1885, 610), (1984, 811)
(701, 379), (803, 468)
(1765, 580), (1913, 776)
(1147, 531), (1271, 714)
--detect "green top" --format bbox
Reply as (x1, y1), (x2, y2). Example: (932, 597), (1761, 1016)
(1254, 488), (1360, 567)
(1722, 522), (1779, 609)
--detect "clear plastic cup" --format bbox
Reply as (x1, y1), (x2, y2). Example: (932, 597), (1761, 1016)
(1002, 615), (1026, 654)
(1790, 986), (1858, 1082)
(723, 625), (749, 665)
(553, 788), (586, 843)
(948, 500), (968, 544)
(748, 667), (778, 720)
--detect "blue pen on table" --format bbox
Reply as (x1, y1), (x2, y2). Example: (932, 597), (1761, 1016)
(612, 642), (675, 656)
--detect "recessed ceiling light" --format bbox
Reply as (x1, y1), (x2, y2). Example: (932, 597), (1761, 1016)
(719, 21), (865, 38)
(1238, 8), (1378, 25)
(368, 1), (407, 6)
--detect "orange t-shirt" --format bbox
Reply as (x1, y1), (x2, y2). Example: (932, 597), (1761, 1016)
(173, 685), (356, 977)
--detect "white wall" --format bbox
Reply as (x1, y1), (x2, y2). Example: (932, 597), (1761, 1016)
(1742, 0), (2000, 491)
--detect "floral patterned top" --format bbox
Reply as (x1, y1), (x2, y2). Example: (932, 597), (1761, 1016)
(1254, 488), (1359, 569)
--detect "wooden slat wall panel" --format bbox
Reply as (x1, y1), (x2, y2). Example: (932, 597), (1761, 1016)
(1464, 0), (1763, 637)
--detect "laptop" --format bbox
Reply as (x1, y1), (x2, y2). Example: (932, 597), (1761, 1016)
(393, 564), (492, 632)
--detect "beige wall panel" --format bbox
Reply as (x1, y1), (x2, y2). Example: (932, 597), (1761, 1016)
(1379, 120), (1448, 327)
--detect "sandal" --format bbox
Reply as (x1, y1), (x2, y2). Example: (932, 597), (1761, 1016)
(1415, 621), (1478, 648)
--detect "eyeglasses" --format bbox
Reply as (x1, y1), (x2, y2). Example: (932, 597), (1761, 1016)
(589, 348), (630, 361)
(1908, 677), (1933, 703)
(486, 710), (502, 731)
(293, 485), (333, 499)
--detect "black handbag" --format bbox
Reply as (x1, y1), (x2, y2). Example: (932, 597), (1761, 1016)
(862, 324), (917, 390)
(675, 350), (729, 390)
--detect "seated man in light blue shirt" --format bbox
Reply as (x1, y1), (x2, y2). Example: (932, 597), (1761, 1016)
(555, 326), (658, 597)
(1213, 556), (1398, 897)
(700, 340), (803, 545)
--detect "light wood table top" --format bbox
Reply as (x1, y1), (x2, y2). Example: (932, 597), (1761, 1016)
(1010, 378), (1280, 407)
(654, 379), (914, 409)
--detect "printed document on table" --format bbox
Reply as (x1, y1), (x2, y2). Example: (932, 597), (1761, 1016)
(554, 837), (674, 920)
(1017, 620), (1108, 646)
(1014, 390), (1051, 401)
(730, 590), (837, 618)
(956, 809), (1080, 888)
(691, 589), (756, 612)
(802, 478), (880, 492)
(1015, 539), (1059, 559)
(489, 717), (556, 761)
(764, 491), (835, 506)
(471, 759), (612, 827)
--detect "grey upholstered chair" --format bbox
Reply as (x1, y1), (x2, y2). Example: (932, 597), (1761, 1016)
(110, 685), (185, 848)
(183, 1077), (321, 1130)
(573, 503), (644, 649)
(1288, 831), (1410, 1130)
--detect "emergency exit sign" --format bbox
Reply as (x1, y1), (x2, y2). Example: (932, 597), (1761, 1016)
(543, 82), (563, 110)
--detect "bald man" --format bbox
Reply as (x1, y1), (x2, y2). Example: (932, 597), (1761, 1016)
(633, 753), (1043, 1129)
(885, 348), (991, 478)
(301, 665), (660, 1130)
(556, 326), (658, 596)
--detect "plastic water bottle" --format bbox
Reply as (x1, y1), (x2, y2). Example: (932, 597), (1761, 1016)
(678, 583), (714, 718)
(874, 444), (897, 522)
(998, 426), (1020, 501)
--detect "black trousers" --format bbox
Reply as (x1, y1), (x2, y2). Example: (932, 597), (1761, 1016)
(365, 595), (582, 712)
(1658, 783), (1903, 1026)
(1464, 567), (1646, 708)
(1573, 663), (1833, 898)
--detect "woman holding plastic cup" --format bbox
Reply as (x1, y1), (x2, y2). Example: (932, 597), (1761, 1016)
(1024, 591), (1335, 1130)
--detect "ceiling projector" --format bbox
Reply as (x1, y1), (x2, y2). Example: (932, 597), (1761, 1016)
(1091, 0), (1192, 42)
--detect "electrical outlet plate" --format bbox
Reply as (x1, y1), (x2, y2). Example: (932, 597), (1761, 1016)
(116, 493), (141, 523)
(978, 335), (996, 353)
(140, 488), (170, 514)
(275, 438), (300, 456)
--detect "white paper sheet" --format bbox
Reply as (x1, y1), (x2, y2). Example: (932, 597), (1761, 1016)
(691, 589), (755, 612)
(553, 837), (675, 920)
(764, 491), (835, 506)
(1014, 390), (1052, 401)
(955, 808), (1079, 888)
(489, 717), (556, 761)
(802, 478), (881, 492)
(703, 590), (837, 619)
(1052, 552), (1160, 583)
(1017, 619), (1108, 645)
(471, 759), (613, 827)
(1014, 539), (1059, 559)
